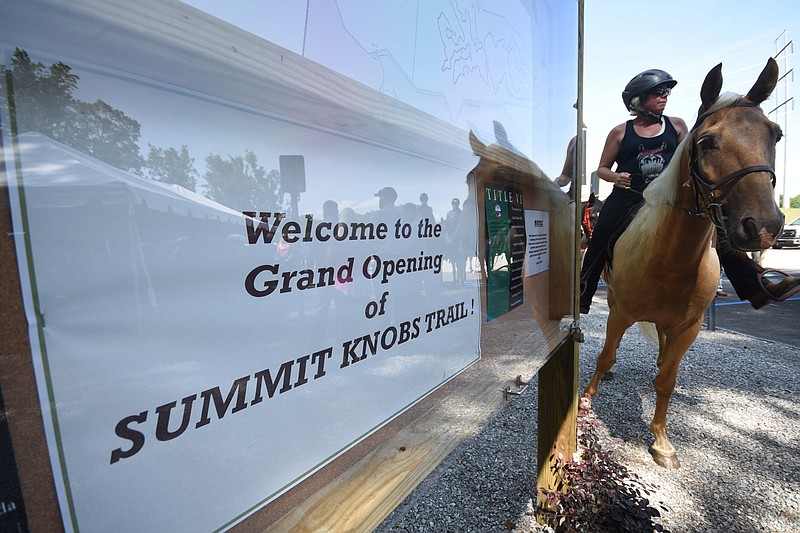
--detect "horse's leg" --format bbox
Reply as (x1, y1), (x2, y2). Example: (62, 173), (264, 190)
(584, 309), (631, 397)
(649, 319), (702, 469)
(655, 330), (667, 368)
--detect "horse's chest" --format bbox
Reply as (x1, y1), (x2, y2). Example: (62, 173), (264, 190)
(615, 270), (714, 322)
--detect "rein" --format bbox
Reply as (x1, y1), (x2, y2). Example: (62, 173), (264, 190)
(678, 100), (776, 228)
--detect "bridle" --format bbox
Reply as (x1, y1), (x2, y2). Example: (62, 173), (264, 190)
(681, 100), (777, 228)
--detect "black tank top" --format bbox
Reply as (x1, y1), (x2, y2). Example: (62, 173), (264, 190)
(615, 116), (679, 192)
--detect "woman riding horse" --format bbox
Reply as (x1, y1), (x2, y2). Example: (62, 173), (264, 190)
(579, 69), (688, 314)
(585, 59), (788, 468)
(580, 68), (799, 314)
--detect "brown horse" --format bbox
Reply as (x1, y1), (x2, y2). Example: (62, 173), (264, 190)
(585, 59), (785, 468)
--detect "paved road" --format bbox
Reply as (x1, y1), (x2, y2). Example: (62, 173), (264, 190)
(711, 247), (799, 348)
(595, 247), (800, 348)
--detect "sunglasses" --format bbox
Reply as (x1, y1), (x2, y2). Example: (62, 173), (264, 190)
(649, 86), (672, 97)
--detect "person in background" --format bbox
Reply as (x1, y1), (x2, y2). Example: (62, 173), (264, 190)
(418, 192), (435, 222)
(445, 197), (466, 284)
(554, 135), (578, 201)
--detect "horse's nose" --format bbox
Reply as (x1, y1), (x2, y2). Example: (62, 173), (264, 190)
(736, 214), (783, 249)
(739, 217), (761, 242)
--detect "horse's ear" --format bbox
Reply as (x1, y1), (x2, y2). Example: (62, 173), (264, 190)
(745, 57), (779, 105)
(698, 63), (723, 116)
(469, 130), (486, 156)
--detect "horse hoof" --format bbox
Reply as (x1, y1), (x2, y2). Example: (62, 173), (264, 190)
(649, 447), (681, 469)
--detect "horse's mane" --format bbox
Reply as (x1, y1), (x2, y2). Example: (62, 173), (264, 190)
(623, 92), (741, 247)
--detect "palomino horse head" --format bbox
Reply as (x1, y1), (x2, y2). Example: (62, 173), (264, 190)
(690, 58), (785, 250)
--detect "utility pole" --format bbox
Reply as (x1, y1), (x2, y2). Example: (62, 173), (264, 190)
(770, 30), (793, 208)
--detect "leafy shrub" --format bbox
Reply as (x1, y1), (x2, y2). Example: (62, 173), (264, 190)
(538, 395), (669, 532)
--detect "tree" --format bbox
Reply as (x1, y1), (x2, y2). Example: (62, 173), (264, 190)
(139, 144), (198, 191)
(4, 48), (143, 173)
(4, 48), (282, 208)
(68, 99), (143, 172)
(4, 49), (77, 136)
(203, 150), (280, 211)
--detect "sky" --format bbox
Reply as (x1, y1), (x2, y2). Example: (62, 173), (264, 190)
(584, 0), (800, 205)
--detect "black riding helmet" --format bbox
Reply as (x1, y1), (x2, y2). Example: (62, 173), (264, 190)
(621, 69), (678, 112)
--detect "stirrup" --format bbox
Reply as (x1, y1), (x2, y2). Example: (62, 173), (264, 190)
(757, 269), (800, 302)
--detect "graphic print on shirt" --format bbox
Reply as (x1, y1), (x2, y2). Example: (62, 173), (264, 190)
(637, 142), (668, 179)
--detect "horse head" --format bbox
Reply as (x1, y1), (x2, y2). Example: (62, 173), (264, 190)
(691, 58), (785, 250)
(468, 128), (569, 211)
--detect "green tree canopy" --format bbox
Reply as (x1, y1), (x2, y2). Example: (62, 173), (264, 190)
(5, 48), (143, 173)
(4, 48), (284, 207)
(139, 144), (198, 192)
(203, 150), (280, 211)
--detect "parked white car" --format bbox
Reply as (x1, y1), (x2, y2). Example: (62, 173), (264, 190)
(773, 216), (800, 248)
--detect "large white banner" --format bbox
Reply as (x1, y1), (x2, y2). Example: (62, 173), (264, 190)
(4, 133), (479, 532)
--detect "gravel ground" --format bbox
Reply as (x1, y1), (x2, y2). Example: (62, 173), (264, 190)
(375, 301), (800, 533)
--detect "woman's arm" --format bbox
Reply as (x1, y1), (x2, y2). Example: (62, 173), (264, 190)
(597, 123), (631, 189)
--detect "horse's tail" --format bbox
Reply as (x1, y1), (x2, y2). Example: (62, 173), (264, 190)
(637, 322), (659, 345)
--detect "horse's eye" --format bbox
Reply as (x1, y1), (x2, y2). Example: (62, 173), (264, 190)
(776, 129), (783, 143)
(697, 135), (716, 151)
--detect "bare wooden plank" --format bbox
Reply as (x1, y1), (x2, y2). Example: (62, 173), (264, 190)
(536, 339), (578, 508)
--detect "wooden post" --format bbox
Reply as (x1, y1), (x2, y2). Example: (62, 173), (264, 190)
(536, 337), (578, 509)
(536, 0), (583, 511)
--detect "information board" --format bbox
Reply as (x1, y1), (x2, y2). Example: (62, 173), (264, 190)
(0, 0), (578, 530)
